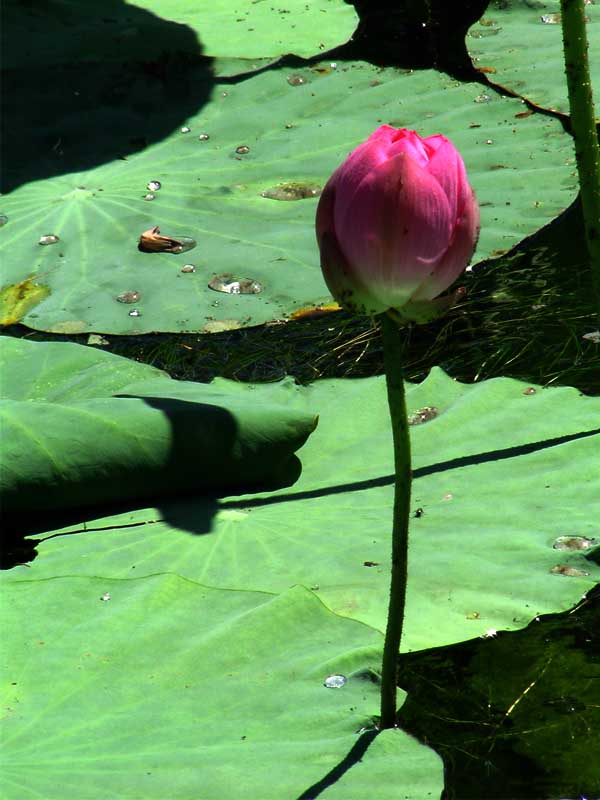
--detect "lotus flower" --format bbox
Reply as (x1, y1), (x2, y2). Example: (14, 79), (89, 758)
(316, 125), (480, 321)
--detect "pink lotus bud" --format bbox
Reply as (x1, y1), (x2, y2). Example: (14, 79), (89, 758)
(316, 126), (480, 321)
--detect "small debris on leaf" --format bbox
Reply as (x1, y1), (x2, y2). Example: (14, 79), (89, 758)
(138, 226), (195, 254)
(550, 564), (590, 577)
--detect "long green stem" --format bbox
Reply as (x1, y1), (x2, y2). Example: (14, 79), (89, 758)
(560, 0), (600, 319)
(378, 313), (412, 730)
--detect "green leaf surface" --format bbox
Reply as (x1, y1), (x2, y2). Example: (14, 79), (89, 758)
(468, 1), (600, 114)
(0, 578), (442, 798)
(132, 0), (358, 59)
(0, 338), (317, 514)
(0, 65), (576, 334)
(7, 342), (599, 654)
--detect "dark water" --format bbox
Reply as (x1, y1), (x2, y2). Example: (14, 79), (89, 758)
(397, 579), (600, 799)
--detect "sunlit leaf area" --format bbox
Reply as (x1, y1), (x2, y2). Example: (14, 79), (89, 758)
(1, 2), (599, 798)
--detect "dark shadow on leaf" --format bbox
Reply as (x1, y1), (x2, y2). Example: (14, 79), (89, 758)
(219, 0), (490, 86)
(0, 394), (305, 568)
(221, 427), (600, 510)
(1, 0), (214, 192)
(295, 728), (380, 800)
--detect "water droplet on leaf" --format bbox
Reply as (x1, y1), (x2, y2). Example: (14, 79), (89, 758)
(553, 536), (596, 551)
(39, 234), (60, 245)
(0, 215), (8, 227)
(100, 592), (111, 601)
(550, 564), (590, 577)
(522, 387), (536, 395)
(235, 145), (250, 155)
(147, 180), (161, 191)
(408, 406), (439, 425)
(180, 126), (191, 133)
(324, 674), (346, 689)
(128, 309), (141, 317)
(287, 74), (307, 86)
(181, 264), (196, 273)
(116, 291), (141, 304)
(143, 193), (156, 201)
(474, 93), (491, 104)
(208, 274), (263, 294)
(198, 133), (210, 141)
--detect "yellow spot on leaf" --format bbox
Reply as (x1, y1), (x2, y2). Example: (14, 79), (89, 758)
(0, 277), (51, 325)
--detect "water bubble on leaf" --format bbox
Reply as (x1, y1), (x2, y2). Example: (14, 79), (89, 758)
(147, 180), (161, 191)
(180, 126), (191, 133)
(550, 564), (590, 577)
(198, 133), (210, 141)
(324, 674), (347, 689)
(208, 274), (263, 294)
(128, 309), (141, 317)
(442, 493), (454, 501)
(261, 182), (321, 201)
(553, 535), (596, 551)
(39, 234), (60, 245)
(169, 236), (196, 254)
(100, 592), (111, 602)
(474, 93), (491, 104)
(287, 74), (307, 86)
(143, 193), (156, 201)
(116, 290), (141, 304)
(235, 145), (250, 155)
(522, 387), (536, 395)
(181, 264), (196, 273)
(408, 406), (439, 425)
(0, 215), (8, 227)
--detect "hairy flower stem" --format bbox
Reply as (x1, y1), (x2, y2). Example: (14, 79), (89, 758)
(560, 0), (600, 319)
(378, 313), (412, 730)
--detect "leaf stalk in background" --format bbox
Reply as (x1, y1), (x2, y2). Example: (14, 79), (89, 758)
(378, 313), (412, 730)
(560, 0), (600, 318)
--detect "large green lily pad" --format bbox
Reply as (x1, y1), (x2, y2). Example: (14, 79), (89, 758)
(0, 64), (576, 334)
(0, 578), (441, 798)
(468, 0), (600, 114)
(5, 341), (598, 653)
(3, 339), (598, 795)
(0, 338), (316, 514)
